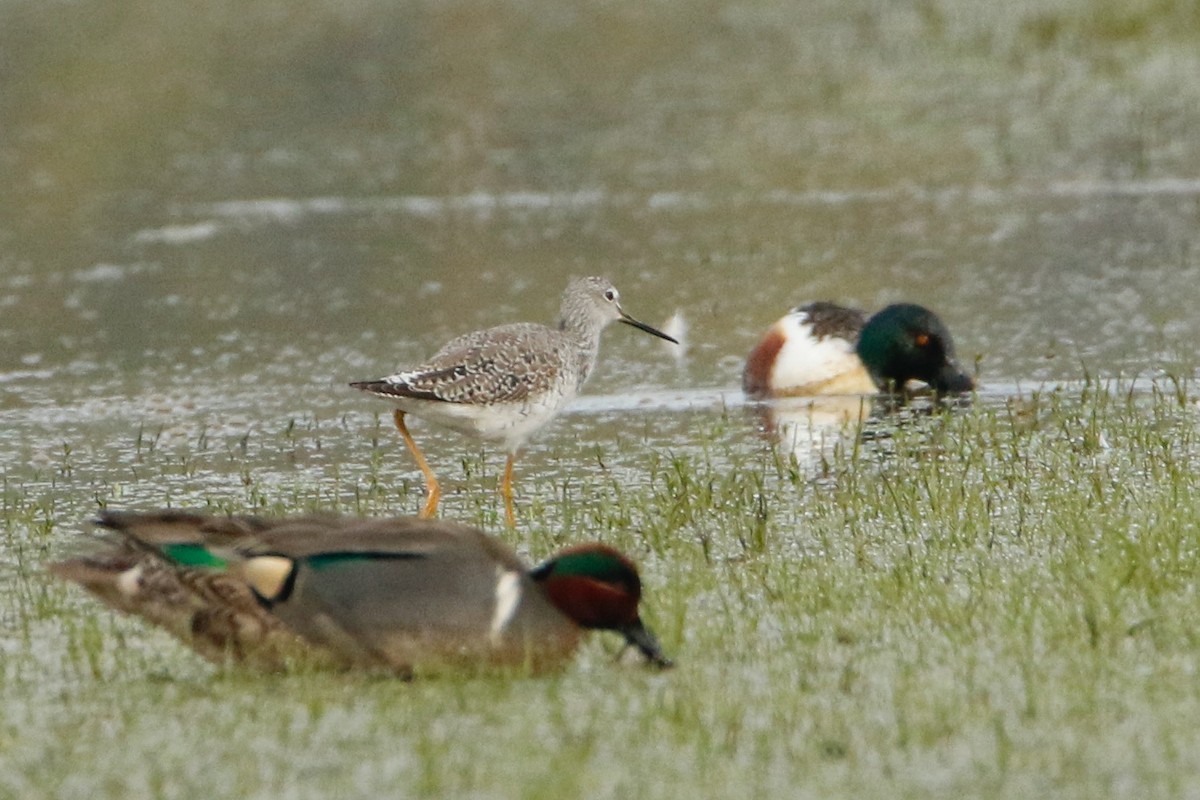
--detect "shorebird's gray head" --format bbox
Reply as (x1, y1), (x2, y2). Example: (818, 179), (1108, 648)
(558, 276), (679, 344)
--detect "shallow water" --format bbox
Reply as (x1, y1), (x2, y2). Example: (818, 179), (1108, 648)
(2, 0), (1198, 616)
(4, 1), (1200, 414)
(1, 0), (1197, 593)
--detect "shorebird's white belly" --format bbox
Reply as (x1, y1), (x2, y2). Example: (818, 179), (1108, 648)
(394, 384), (578, 452)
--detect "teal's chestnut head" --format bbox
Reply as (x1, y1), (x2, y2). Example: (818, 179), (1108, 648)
(531, 543), (673, 668)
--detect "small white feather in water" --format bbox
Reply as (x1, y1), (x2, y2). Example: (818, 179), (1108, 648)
(661, 310), (688, 360)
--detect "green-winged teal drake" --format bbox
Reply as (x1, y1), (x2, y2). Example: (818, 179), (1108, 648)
(743, 302), (974, 400)
(351, 276), (678, 527)
(51, 510), (673, 675)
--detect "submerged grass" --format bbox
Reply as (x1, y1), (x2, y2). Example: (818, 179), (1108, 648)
(4, 381), (1200, 798)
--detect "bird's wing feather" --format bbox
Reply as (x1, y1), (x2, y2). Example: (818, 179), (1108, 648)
(367, 323), (569, 405)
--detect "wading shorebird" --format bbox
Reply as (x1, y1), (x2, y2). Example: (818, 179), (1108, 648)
(743, 302), (974, 400)
(50, 509), (673, 676)
(351, 276), (678, 526)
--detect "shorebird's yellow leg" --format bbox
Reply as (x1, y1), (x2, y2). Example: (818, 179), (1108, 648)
(393, 410), (440, 518)
(502, 453), (517, 528)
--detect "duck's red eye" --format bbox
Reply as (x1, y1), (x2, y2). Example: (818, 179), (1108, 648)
(915, 333), (930, 347)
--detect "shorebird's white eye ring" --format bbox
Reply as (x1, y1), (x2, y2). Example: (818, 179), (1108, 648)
(604, 289), (617, 303)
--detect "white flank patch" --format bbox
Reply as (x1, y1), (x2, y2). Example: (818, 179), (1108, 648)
(116, 564), (144, 597)
(490, 569), (523, 645)
(768, 313), (863, 392)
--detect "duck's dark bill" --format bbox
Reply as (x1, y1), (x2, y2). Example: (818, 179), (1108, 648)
(934, 362), (975, 394)
(620, 618), (674, 668)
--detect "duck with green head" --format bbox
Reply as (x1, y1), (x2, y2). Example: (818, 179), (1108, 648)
(50, 510), (672, 676)
(743, 301), (975, 399)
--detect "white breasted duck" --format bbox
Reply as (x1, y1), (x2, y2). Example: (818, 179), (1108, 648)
(743, 302), (974, 399)
(51, 510), (673, 676)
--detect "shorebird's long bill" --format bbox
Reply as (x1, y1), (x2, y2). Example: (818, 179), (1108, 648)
(619, 310), (679, 344)
(619, 618), (674, 668)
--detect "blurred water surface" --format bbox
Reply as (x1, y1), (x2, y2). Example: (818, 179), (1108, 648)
(1, 0), (1199, 508)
